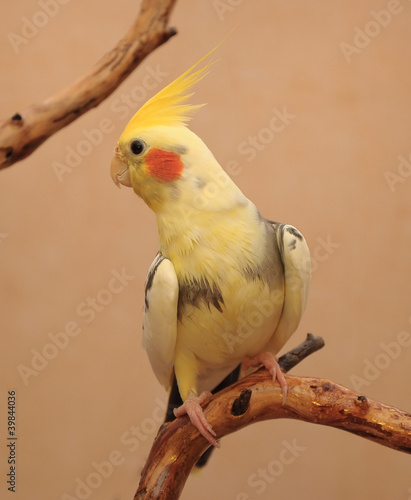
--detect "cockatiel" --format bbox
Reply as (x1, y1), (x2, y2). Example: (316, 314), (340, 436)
(110, 48), (311, 452)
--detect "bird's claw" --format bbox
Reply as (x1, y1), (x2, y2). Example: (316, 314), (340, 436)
(174, 391), (220, 447)
(243, 352), (288, 405)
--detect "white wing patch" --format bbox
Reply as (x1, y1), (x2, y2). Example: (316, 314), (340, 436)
(142, 254), (179, 391)
(267, 223), (311, 353)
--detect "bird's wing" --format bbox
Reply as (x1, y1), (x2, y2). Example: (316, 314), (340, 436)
(142, 253), (179, 391)
(267, 222), (311, 353)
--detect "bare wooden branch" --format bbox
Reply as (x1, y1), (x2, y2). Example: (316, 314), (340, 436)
(0, 0), (178, 170)
(134, 335), (411, 500)
(277, 332), (325, 372)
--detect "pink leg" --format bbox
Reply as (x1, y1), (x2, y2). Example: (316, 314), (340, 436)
(174, 391), (220, 447)
(243, 352), (288, 404)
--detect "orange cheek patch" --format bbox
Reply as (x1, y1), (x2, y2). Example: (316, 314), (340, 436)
(145, 148), (184, 182)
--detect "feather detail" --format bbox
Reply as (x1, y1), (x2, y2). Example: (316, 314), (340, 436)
(143, 254), (179, 390)
(123, 45), (220, 132)
(145, 148), (184, 182)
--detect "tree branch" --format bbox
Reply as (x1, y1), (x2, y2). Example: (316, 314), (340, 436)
(134, 334), (411, 500)
(0, 0), (178, 170)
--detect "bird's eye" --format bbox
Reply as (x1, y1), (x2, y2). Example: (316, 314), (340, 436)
(130, 139), (145, 155)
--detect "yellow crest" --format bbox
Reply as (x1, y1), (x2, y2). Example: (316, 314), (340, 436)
(123, 45), (219, 133)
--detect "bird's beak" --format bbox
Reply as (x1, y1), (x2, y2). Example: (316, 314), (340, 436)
(110, 146), (132, 188)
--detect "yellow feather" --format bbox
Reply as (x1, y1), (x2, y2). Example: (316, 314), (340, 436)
(123, 45), (220, 133)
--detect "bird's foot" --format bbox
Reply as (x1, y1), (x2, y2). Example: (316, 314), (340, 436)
(243, 352), (288, 405)
(173, 391), (219, 447)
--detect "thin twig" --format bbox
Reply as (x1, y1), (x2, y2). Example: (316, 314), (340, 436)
(277, 332), (325, 372)
(134, 334), (411, 500)
(0, 0), (178, 170)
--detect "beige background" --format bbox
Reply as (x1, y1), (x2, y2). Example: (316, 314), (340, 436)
(1, 1), (411, 499)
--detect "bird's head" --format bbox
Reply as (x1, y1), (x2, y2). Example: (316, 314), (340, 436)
(111, 48), (221, 213)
